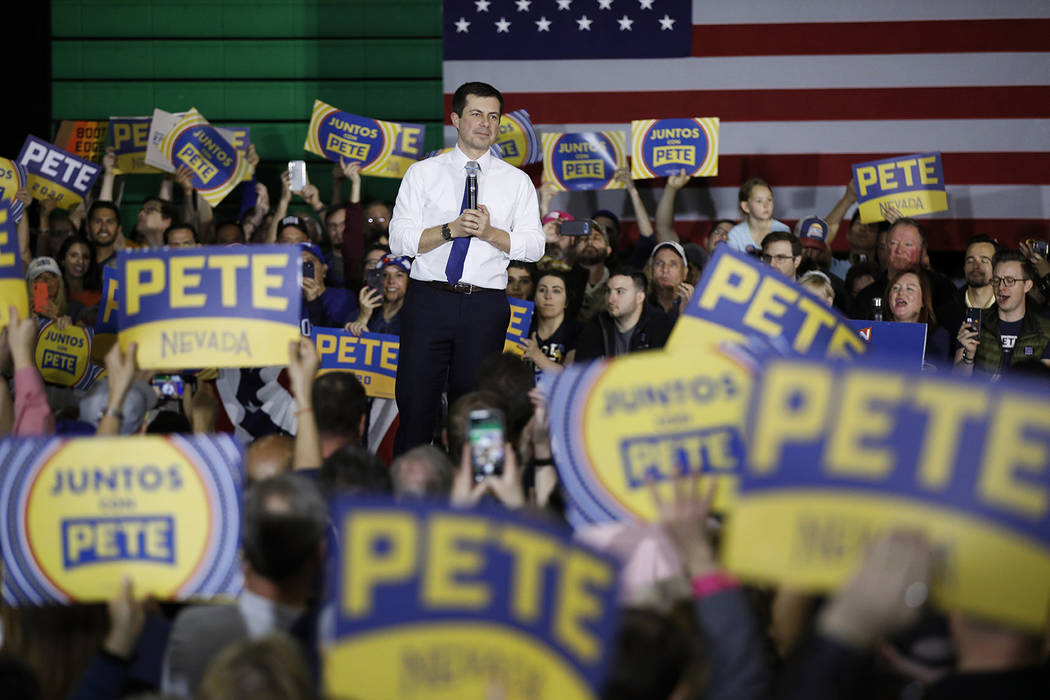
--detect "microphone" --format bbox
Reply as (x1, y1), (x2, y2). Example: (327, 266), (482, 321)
(465, 160), (479, 210)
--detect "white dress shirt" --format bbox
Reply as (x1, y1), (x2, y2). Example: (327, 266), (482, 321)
(389, 145), (545, 289)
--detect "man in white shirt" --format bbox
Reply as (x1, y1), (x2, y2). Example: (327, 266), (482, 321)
(389, 82), (544, 454)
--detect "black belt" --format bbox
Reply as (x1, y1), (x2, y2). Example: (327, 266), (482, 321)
(421, 280), (501, 295)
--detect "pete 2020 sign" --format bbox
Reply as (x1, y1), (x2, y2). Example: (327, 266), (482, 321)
(851, 151), (947, 224)
(116, 246), (302, 369)
(323, 497), (619, 699)
(667, 247), (868, 361)
(16, 135), (102, 206)
(549, 349), (750, 528)
(630, 118), (719, 180)
(0, 435), (243, 604)
(304, 100), (425, 179)
(0, 201), (27, 331)
(541, 131), (627, 192)
(724, 358), (1050, 631)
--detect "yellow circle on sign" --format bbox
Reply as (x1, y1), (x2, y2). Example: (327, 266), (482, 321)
(579, 350), (751, 519)
(23, 436), (215, 601)
(35, 322), (92, 387)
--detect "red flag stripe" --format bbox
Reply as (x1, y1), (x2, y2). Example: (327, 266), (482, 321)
(691, 19), (1050, 57)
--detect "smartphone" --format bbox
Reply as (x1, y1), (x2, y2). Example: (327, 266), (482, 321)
(302, 260), (315, 280)
(288, 160), (307, 191)
(559, 220), (591, 237)
(152, 374), (185, 399)
(32, 281), (49, 314)
(469, 408), (506, 483)
(1027, 239), (1049, 258)
(365, 268), (383, 291)
(965, 306), (981, 335)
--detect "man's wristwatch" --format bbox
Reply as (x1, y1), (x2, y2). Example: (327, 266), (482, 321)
(441, 222), (452, 241)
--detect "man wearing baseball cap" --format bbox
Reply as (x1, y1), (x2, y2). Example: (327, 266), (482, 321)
(300, 241), (357, 329)
(277, 215), (312, 244)
(648, 240), (693, 325)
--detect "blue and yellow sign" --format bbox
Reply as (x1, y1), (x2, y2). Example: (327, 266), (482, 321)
(630, 117), (719, 180)
(16, 135), (102, 206)
(323, 496), (619, 700)
(541, 131), (626, 192)
(0, 202), (28, 331)
(549, 350), (749, 527)
(108, 116), (161, 174)
(667, 247), (868, 360)
(304, 99), (424, 179)
(35, 321), (99, 389)
(846, 319), (927, 370)
(503, 298), (534, 356)
(495, 109), (541, 168)
(852, 151), (947, 224)
(0, 434), (243, 604)
(314, 327), (399, 399)
(116, 245), (302, 369)
(724, 358), (1050, 631)
(93, 267), (120, 361)
(0, 158), (28, 224)
(158, 109), (255, 207)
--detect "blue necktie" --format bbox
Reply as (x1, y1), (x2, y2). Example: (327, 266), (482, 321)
(445, 161), (478, 284)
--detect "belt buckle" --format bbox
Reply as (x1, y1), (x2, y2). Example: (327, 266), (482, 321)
(453, 282), (473, 295)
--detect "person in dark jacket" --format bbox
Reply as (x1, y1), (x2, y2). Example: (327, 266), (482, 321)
(575, 267), (673, 361)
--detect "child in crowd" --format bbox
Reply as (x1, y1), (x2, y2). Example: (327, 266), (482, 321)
(726, 178), (790, 255)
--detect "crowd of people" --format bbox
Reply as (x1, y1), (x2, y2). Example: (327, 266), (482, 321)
(1, 78), (1049, 699)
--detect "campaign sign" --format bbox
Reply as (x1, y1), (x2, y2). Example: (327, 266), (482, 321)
(724, 358), (1050, 631)
(667, 247), (868, 360)
(0, 158), (28, 223)
(495, 109), (541, 167)
(852, 151), (947, 224)
(157, 109), (255, 206)
(35, 321), (98, 389)
(541, 131), (626, 192)
(16, 135), (102, 206)
(323, 496), (619, 699)
(504, 298), (534, 356)
(93, 267), (120, 360)
(0, 202), (28, 331)
(549, 349), (750, 528)
(847, 319), (927, 370)
(116, 245), (302, 369)
(108, 116), (161, 174)
(314, 327), (399, 400)
(53, 120), (108, 165)
(0, 434), (243, 604)
(304, 99), (424, 179)
(630, 117), (719, 180)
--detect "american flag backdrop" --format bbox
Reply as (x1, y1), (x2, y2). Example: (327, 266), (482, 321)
(442, 0), (1050, 250)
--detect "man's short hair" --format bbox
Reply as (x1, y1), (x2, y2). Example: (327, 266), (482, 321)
(325, 202), (345, 219)
(241, 474), (326, 582)
(446, 390), (509, 464)
(476, 352), (535, 441)
(143, 195), (177, 223)
(391, 445), (454, 499)
(993, 249), (1038, 282)
(312, 372), (367, 441)
(609, 267), (647, 294)
(966, 234), (1001, 254)
(888, 217), (928, 247)
(163, 223), (198, 245)
(451, 81), (504, 117)
(320, 445), (392, 496)
(761, 231), (801, 257)
(87, 200), (120, 223)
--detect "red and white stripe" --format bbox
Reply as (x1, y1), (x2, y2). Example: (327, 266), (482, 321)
(443, 0), (1050, 249)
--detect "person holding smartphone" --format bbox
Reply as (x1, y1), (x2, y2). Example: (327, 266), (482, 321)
(388, 81), (544, 455)
(299, 242), (358, 329)
(25, 257), (85, 327)
(344, 254), (411, 336)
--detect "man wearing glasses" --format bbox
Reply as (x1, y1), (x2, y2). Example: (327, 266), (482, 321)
(760, 231), (802, 279)
(955, 250), (1050, 377)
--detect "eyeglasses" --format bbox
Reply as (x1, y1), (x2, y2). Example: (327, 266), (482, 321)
(141, 206), (163, 215)
(991, 276), (1027, 288)
(761, 254), (796, 263)
(366, 217), (388, 225)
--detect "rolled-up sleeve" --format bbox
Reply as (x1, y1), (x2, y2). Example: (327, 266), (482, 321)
(506, 175), (544, 263)
(388, 164), (424, 258)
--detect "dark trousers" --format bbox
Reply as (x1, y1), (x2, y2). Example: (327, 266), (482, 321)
(393, 280), (510, 456)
